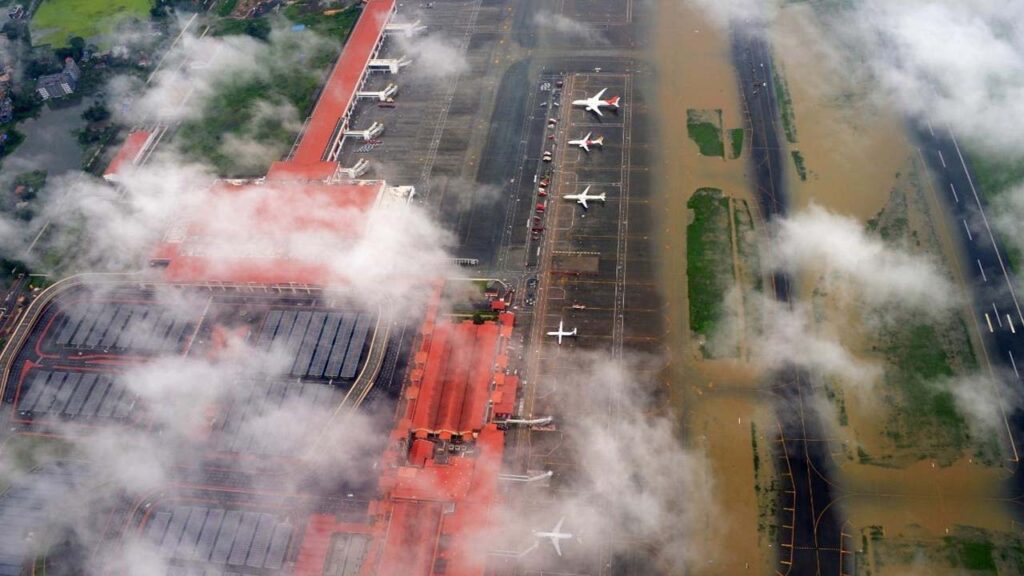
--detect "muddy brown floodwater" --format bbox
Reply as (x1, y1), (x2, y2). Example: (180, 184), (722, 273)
(773, 4), (1016, 572)
(650, 2), (774, 573)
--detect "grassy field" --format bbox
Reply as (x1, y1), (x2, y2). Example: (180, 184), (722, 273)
(30, 0), (151, 47)
(185, 3), (362, 176)
(176, 30), (339, 176)
(284, 2), (361, 42)
(686, 109), (724, 157)
(686, 188), (732, 341)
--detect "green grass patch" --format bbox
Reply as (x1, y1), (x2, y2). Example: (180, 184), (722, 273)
(207, 17), (272, 40)
(729, 128), (744, 159)
(686, 109), (724, 157)
(686, 188), (731, 340)
(772, 63), (798, 143)
(215, 0), (239, 17)
(284, 2), (361, 42)
(30, 0), (151, 47)
(791, 150), (807, 181)
(970, 154), (1024, 198)
(966, 151), (1024, 274)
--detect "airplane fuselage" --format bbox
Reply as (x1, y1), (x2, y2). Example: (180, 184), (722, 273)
(572, 90), (621, 117)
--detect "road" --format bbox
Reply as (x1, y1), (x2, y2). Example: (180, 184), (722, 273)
(732, 25), (852, 576)
(913, 122), (1024, 501)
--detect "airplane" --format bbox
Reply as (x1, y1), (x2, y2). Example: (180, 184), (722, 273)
(563, 185), (606, 210)
(546, 320), (577, 345)
(572, 88), (621, 117)
(568, 132), (604, 152)
(534, 517), (573, 556)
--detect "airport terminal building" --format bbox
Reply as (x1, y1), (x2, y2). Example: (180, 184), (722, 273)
(0, 2), (520, 575)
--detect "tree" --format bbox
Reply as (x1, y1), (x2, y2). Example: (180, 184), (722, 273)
(68, 37), (85, 60)
(81, 102), (110, 124)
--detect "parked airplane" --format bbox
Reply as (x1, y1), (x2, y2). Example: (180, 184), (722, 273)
(546, 320), (577, 344)
(563, 185), (606, 210)
(534, 517), (573, 556)
(568, 132), (604, 152)
(572, 88), (621, 116)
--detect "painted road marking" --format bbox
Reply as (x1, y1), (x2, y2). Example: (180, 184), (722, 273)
(950, 182), (959, 203)
(1009, 315), (1016, 334)
(938, 149), (946, 168)
(994, 303), (1003, 326)
(1010, 351), (1020, 378)
(963, 218), (973, 241)
(949, 129), (1024, 327)
(926, 119), (935, 136)
(978, 259), (988, 282)
(985, 313), (994, 333)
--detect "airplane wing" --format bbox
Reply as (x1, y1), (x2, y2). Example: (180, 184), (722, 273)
(553, 517), (565, 533)
(592, 106), (603, 117)
(550, 536), (563, 556)
(584, 132), (591, 141)
(593, 88), (607, 100)
(579, 198), (588, 209)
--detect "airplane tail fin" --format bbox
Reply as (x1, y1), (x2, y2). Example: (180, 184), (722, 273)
(606, 96), (620, 108)
(593, 136), (604, 146)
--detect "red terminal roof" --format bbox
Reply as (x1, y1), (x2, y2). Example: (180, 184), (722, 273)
(151, 179), (384, 285)
(408, 318), (500, 439)
(285, 0), (395, 171)
(358, 308), (516, 576)
(103, 130), (152, 182)
(259, 290), (517, 576)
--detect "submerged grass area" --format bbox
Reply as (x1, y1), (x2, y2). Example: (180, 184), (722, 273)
(729, 128), (744, 159)
(857, 526), (1023, 575)
(865, 188), (980, 465)
(31, 0), (150, 47)
(686, 109), (724, 157)
(686, 188), (731, 339)
(772, 63), (798, 144)
(882, 322), (968, 458)
(791, 150), (807, 180)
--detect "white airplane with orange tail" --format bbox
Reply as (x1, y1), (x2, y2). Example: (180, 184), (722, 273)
(568, 132), (604, 152)
(572, 88), (621, 117)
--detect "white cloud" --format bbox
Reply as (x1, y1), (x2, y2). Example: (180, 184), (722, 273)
(855, 0), (1024, 153)
(396, 33), (469, 79)
(771, 205), (958, 312)
(533, 11), (606, 44)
